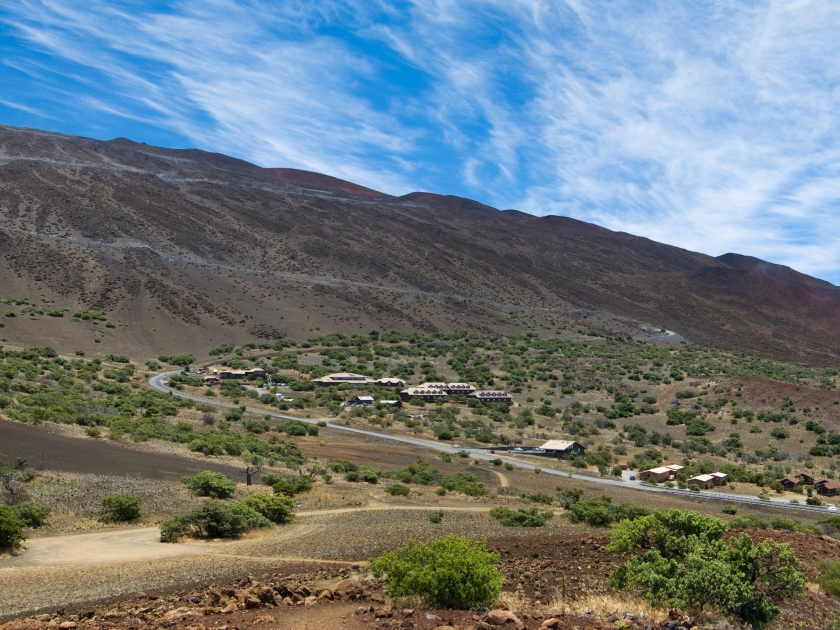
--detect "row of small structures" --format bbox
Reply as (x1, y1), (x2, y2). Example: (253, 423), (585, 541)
(777, 472), (840, 496)
(640, 464), (729, 489)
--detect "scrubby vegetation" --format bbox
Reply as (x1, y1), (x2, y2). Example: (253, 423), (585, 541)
(488, 506), (552, 527)
(181, 471), (237, 499)
(370, 535), (502, 608)
(608, 509), (805, 627)
(99, 494), (143, 523)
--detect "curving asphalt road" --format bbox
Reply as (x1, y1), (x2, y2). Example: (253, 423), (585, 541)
(150, 372), (834, 515)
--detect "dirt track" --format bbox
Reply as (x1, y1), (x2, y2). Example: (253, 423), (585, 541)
(0, 419), (239, 480)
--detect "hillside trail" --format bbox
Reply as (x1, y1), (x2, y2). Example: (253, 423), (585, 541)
(1, 503), (502, 569)
(493, 470), (510, 488)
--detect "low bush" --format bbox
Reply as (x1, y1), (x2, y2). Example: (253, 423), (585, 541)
(721, 504), (738, 515)
(239, 492), (294, 523)
(818, 561), (840, 597)
(525, 491), (553, 505)
(428, 510), (444, 524)
(181, 471), (237, 498)
(440, 472), (484, 496)
(567, 495), (649, 526)
(100, 494), (142, 522)
(160, 500), (269, 542)
(260, 472), (283, 486)
(10, 501), (51, 528)
(272, 475), (314, 496)
(370, 535), (502, 608)
(284, 420), (309, 436)
(728, 514), (770, 530)
(0, 506), (26, 548)
(489, 506), (551, 527)
(385, 483), (411, 496)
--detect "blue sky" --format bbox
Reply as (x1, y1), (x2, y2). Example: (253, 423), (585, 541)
(3, 1), (840, 283)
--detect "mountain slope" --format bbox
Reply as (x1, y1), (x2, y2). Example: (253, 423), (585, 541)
(0, 123), (838, 364)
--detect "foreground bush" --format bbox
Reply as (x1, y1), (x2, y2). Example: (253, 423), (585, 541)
(385, 483), (411, 496)
(607, 509), (805, 627)
(370, 535), (502, 608)
(0, 506), (26, 549)
(100, 494), (142, 522)
(239, 493), (294, 523)
(10, 501), (51, 528)
(489, 506), (551, 527)
(181, 471), (237, 498)
(160, 501), (269, 542)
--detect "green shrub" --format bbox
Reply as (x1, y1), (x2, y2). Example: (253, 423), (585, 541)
(489, 506), (551, 527)
(807, 496), (823, 506)
(272, 479), (296, 496)
(260, 472), (283, 486)
(370, 535), (502, 609)
(558, 488), (584, 509)
(284, 420), (309, 436)
(389, 459), (442, 485)
(181, 471), (237, 498)
(239, 492), (294, 523)
(385, 483), (411, 496)
(438, 452), (451, 462)
(817, 561), (840, 597)
(770, 517), (800, 532)
(721, 504), (738, 515)
(607, 509), (805, 627)
(569, 496), (614, 526)
(100, 494), (142, 522)
(526, 491), (553, 505)
(10, 502), (51, 528)
(293, 475), (314, 493)
(428, 510), (444, 524)
(440, 472), (484, 496)
(729, 515), (770, 530)
(348, 466), (381, 484)
(0, 506), (26, 548)
(160, 501), (266, 542)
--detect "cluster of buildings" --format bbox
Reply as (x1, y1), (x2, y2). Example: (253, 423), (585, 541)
(777, 472), (840, 496)
(308, 373), (514, 405)
(640, 464), (729, 489)
(399, 382), (512, 404)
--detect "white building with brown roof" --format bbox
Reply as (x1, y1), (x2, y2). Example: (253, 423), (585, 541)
(312, 372), (376, 387)
(400, 387), (448, 402)
(468, 390), (512, 404)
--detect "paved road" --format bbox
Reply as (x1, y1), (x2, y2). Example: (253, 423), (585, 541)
(150, 372), (834, 515)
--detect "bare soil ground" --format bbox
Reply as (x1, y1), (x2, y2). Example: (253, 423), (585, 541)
(0, 419), (241, 479)
(2, 527), (838, 629)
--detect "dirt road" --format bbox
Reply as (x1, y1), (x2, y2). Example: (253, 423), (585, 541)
(2, 505), (498, 569)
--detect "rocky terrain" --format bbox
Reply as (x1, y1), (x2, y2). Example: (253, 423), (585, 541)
(2, 125), (840, 365)
(2, 530), (837, 630)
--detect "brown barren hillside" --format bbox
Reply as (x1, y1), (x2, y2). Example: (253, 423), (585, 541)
(1, 123), (839, 364)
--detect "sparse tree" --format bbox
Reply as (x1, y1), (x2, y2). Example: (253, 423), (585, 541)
(241, 455), (264, 486)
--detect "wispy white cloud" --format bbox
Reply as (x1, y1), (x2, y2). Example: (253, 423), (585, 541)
(2, 0), (840, 281)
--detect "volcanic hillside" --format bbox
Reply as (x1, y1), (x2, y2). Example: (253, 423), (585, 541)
(1, 124), (839, 364)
